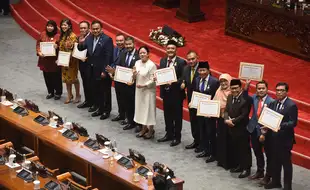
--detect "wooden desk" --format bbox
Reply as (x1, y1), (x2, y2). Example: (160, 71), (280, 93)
(225, 0), (310, 61)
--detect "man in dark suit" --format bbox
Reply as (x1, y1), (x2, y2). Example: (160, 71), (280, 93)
(245, 80), (274, 184)
(264, 82), (297, 190)
(111, 33), (126, 122)
(77, 21), (92, 109)
(224, 79), (252, 178)
(182, 51), (199, 151)
(192, 62), (219, 162)
(157, 40), (186, 147)
(78, 20), (113, 120)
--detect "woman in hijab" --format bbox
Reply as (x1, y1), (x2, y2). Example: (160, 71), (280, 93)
(213, 73), (234, 170)
(36, 20), (63, 100)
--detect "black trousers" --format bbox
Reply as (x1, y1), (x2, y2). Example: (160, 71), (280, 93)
(79, 64), (92, 104)
(216, 118), (235, 170)
(123, 85), (135, 124)
(198, 117), (216, 156)
(251, 129), (272, 175)
(271, 138), (293, 189)
(163, 94), (183, 141)
(189, 108), (199, 144)
(0, 0), (10, 14)
(43, 71), (62, 96)
(114, 82), (125, 118)
(230, 130), (252, 170)
(92, 77), (112, 113)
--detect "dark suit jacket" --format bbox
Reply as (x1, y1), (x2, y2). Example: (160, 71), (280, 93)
(159, 57), (186, 100)
(77, 33), (113, 80)
(193, 75), (219, 99)
(112, 46), (125, 68)
(182, 64), (199, 103)
(247, 94), (274, 135)
(268, 97), (298, 146)
(224, 91), (252, 136)
(119, 49), (139, 69)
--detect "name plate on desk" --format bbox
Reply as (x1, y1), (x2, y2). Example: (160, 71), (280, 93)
(84, 138), (100, 150)
(44, 180), (61, 190)
(62, 129), (79, 141)
(33, 115), (49, 126)
(13, 106), (29, 117)
(117, 156), (134, 169)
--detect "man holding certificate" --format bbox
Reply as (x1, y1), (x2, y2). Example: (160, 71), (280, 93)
(264, 82), (298, 190)
(157, 40), (186, 147)
(224, 79), (252, 178)
(78, 20), (113, 120)
(192, 62), (219, 163)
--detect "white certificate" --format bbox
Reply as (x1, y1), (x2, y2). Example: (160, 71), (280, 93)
(258, 107), (283, 132)
(154, 67), (177, 86)
(189, 91), (211, 109)
(40, 42), (56, 56)
(197, 100), (220, 118)
(114, 66), (133, 84)
(57, 51), (71, 67)
(72, 43), (87, 60)
(238, 62), (264, 81)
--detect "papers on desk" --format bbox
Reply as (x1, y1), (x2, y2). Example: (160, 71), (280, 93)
(114, 66), (133, 84)
(154, 67), (177, 86)
(57, 51), (71, 67)
(197, 100), (221, 118)
(72, 43), (87, 60)
(238, 62), (264, 81)
(189, 91), (211, 109)
(258, 107), (283, 132)
(40, 42), (56, 56)
(1, 101), (13, 106)
(58, 128), (68, 134)
(5, 162), (20, 169)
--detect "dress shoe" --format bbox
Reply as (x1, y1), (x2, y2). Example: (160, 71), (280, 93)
(205, 155), (216, 163)
(123, 124), (135, 130)
(157, 135), (173, 143)
(170, 140), (181, 147)
(185, 142), (198, 149)
(77, 101), (91, 108)
(135, 125), (142, 133)
(46, 94), (54, 99)
(259, 176), (271, 187)
(196, 151), (208, 158)
(111, 115), (124, 122)
(120, 120), (128, 125)
(194, 147), (203, 153)
(88, 106), (98, 112)
(143, 129), (155, 139)
(230, 166), (242, 173)
(238, 169), (251, 178)
(249, 171), (264, 180)
(91, 111), (103, 117)
(54, 95), (61, 100)
(100, 113), (110, 120)
(264, 182), (282, 189)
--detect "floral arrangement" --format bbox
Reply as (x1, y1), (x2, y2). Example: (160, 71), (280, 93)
(149, 26), (185, 47)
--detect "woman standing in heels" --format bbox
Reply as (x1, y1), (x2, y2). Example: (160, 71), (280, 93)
(58, 18), (81, 104)
(131, 46), (157, 139)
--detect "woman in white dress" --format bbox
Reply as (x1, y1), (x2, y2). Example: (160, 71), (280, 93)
(132, 46), (157, 139)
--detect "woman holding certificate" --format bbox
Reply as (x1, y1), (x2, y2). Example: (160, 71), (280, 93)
(213, 73), (234, 170)
(36, 20), (62, 100)
(58, 19), (81, 104)
(132, 46), (157, 139)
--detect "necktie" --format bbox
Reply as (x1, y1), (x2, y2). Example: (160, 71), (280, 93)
(93, 37), (99, 53)
(190, 68), (195, 83)
(125, 52), (131, 67)
(233, 97), (237, 104)
(276, 102), (282, 111)
(167, 59), (172, 68)
(257, 98), (263, 117)
(200, 79), (205, 92)
(116, 49), (120, 57)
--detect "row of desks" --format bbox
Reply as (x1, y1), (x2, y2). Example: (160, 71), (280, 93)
(0, 103), (184, 190)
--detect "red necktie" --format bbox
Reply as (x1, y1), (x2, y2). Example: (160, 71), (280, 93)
(167, 59), (172, 67)
(257, 99), (263, 117)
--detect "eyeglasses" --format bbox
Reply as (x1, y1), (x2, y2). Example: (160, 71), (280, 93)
(276, 89), (286, 92)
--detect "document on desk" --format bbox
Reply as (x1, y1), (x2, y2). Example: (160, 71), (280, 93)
(197, 100), (220, 118)
(238, 62), (264, 81)
(189, 91), (211, 109)
(114, 66), (133, 84)
(57, 51), (71, 67)
(258, 107), (283, 132)
(72, 43), (87, 60)
(40, 42), (56, 56)
(154, 67), (177, 86)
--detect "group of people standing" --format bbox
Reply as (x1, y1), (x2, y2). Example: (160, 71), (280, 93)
(36, 19), (298, 190)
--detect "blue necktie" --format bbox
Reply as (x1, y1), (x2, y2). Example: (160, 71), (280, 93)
(200, 79), (205, 92)
(125, 53), (131, 67)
